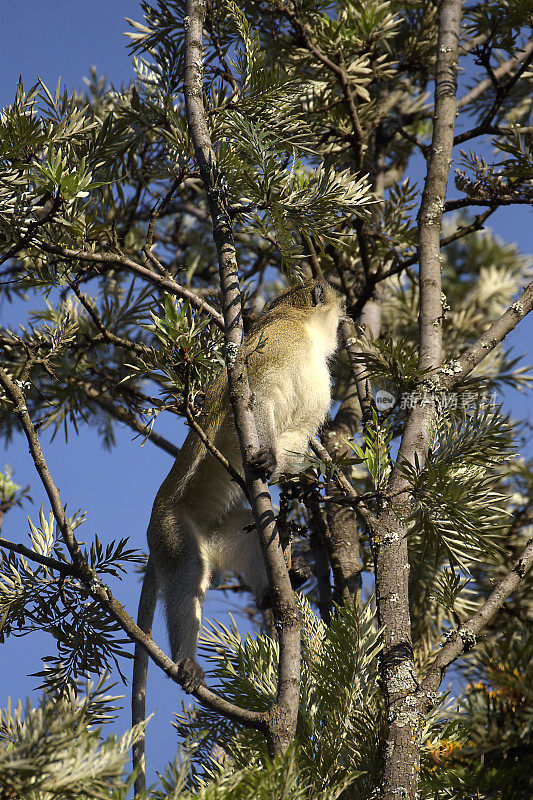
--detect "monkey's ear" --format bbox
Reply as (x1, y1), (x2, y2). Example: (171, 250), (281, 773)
(311, 283), (325, 306)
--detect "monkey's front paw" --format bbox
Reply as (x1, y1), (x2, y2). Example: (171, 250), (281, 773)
(289, 556), (312, 589)
(249, 447), (277, 479)
(177, 658), (205, 693)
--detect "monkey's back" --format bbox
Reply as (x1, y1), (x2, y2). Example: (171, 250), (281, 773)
(147, 366), (237, 547)
(164, 310), (312, 502)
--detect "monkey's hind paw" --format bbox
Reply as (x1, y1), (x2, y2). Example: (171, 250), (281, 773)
(177, 658), (205, 693)
(249, 447), (277, 479)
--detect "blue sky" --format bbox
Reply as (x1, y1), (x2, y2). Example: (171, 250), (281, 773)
(0, 1), (532, 789)
(0, 1), (137, 104)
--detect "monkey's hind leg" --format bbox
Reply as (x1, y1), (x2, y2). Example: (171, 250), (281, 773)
(158, 538), (208, 693)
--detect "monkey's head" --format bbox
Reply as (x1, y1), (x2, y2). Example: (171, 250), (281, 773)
(266, 278), (343, 315)
(260, 278), (344, 352)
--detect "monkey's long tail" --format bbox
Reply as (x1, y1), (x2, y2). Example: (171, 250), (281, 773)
(132, 555), (158, 796)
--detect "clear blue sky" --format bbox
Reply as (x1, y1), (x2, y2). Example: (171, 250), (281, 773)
(0, 1), (532, 789)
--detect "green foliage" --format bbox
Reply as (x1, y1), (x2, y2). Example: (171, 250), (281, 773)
(0, 285), (158, 447)
(346, 409), (393, 490)
(0, 467), (20, 505)
(173, 598), (384, 798)
(374, 179), (419, 263)
(0, 675), (143, 800)
(0, 507), (142, 691)
(403, 407), (515, 568)
(127, 3), (374, 268)
(148, 747), (354, 800)
(1, 0), (533, 796)
(0, 78), (107, 247)
(352, 335), (429, 398)
(438, 621), (533, 799)
(125, 294), (224, 414)
(465, 1), (533, 51)
(0, 466), (31, 519)
(431, 569), (479, 619)
(456, 146), (533, 207)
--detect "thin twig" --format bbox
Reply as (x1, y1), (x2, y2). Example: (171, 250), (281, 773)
(145, 170), (186, 252)
(184, 402), (249, 497)
(341, 319), (375, 423)
(79, 382), (180, 459)
(301, 232), (324, 281)
(0, 537), (76, 575)
(277, 3), (366, 159)
(37, 242), (225, 330)
(438, 205), (497, 246)
(67, 279), (148, 357)
(444, 195), (533, 211)
(311, 438), (366, 506)
(454, 42), (533, 145)
(377, 207), (499, 284)
(396, 126), (429, 157)
(0, 369), (91, 573)
(142, 246), (175, 281)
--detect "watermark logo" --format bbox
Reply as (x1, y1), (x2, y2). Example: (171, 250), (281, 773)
(373, 389), (498, 412)
(375, 390), (396, 411)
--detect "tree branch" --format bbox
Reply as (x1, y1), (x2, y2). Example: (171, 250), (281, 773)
(311, 438), (360, 505)
(37, 242), (225, 330)
(143, 169), (186, 252)
(184, 0), (300, 758)
(444, 195), (533, 211)
(0, 369), (91, 574)
(457, 39), (533, 109)
(0, 191), (62, 266)
(352, 208), (496, 318)
(376, 3), (463, 798)
(0, 537), (76, 575)
(441, 278), (533, 389)
(341, 319), (376, 423)
(67, 279), (149, 357)
(183, 403), (249, 497)
(321, 196), (385, 602)
(438, 205), (497, 246)
(78, 381), (180, 459)
(422, 536), (533, 691)
(454, 41), (533, 145)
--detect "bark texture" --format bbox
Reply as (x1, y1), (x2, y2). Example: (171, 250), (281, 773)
(373, 2), (464, 797)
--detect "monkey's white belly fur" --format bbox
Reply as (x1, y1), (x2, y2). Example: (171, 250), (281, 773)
(173, 313), (335, 526)
(206, 316), (334, 569)
(272, 318), (333, 465)
(185, 319), (331, 571)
